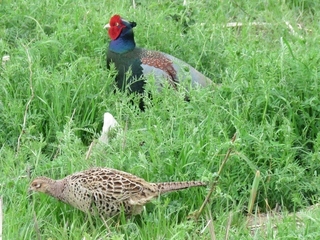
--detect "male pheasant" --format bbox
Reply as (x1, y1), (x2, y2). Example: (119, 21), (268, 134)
(29, 167), (206, 217)
(105, 15), (212, 98)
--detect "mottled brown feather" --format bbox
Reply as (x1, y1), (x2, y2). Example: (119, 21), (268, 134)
(140, 50), (178, 87)
(29, 167), (206, 218)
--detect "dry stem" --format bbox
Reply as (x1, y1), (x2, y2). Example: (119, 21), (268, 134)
(192, 133), (237, 220)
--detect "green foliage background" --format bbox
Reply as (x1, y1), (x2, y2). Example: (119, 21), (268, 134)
(1, 0), (320, 239)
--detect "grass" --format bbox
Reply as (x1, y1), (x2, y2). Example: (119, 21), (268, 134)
(1, 0), (320, 239)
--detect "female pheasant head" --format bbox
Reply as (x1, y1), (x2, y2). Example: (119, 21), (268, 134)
(29, 177), (55, 194)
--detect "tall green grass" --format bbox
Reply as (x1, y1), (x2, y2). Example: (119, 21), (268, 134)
(1, 0), (320, 238)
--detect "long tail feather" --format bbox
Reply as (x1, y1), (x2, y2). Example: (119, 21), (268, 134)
(155, 181), (207, 194)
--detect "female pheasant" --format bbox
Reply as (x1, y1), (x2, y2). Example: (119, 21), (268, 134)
(105, 14), (212, 96)
(29, 167), (206, 218)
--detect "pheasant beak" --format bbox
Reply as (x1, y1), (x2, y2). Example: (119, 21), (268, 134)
(104, 23), (110, 29)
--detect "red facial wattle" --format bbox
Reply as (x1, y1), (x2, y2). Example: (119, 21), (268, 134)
(108, 15), (125, 40)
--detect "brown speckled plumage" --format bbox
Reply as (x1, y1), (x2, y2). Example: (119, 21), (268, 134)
(140, 50), (178, 88)
(29, 167), (206, 217)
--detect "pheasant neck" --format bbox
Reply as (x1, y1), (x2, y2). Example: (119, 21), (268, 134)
(109, 35), (136, 54)
(46, 180), (65, 200)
